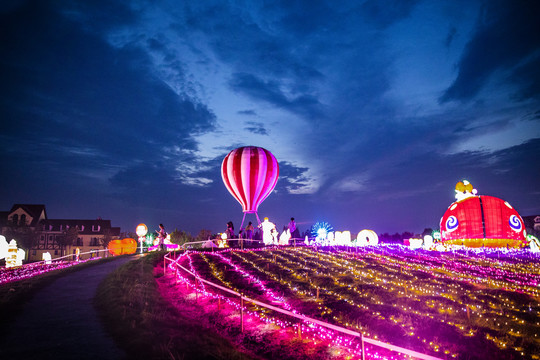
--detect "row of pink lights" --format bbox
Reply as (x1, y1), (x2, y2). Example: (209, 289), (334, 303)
(0, 259), (94, 285)
(171, 249), (408, 360)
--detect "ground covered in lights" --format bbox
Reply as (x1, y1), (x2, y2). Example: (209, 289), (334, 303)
(162, 245), (540, 360)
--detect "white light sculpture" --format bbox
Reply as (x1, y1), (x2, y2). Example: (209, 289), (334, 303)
(357, 230), (378, 246)
(43, 252), (52, 264)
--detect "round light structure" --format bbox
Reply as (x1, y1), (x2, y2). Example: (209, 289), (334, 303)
(357, 229), (378, 246)
(221, 146), (279, 214)
(440, 195), (527, 248)
(136, 223), (148, 237)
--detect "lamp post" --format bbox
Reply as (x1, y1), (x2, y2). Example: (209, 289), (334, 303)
(136, 223), (148, 254)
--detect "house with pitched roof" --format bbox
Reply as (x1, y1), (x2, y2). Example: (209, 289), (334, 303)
(0, 204), (120, 261)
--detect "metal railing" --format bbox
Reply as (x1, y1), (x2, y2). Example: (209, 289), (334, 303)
(164, 250), (442, 360)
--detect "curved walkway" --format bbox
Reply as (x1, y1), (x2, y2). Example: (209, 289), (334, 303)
(0, 256), (135, 360)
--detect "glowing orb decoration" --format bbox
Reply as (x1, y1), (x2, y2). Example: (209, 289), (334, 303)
(221, 146), (279, 213)
(136, 223), (148, 237)
(356, 229), (378, 246)
(440, 193), (527, 248)
(108, 238), (137, 256)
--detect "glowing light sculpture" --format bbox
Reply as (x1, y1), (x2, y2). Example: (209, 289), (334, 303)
(136, 223), (148, 254)
(43, 252), (52, 264)
(311, 221), (333, 245)
(356, 229), (378, 246)
(259, 217), (276, 246)
(108, 238), (137, 256)
(440, 183), (527, 248)
(279, 229), (291, 245)
(0, 236), (8, 261)
(221, 146), (279, 229)
(6, 240), (18, 268)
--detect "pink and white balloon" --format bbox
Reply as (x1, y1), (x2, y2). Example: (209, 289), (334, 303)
(221, 146), (279, 213)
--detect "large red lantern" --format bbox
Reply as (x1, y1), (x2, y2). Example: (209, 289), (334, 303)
(221, 146), (279, 225)
(440, 195), (527, 248)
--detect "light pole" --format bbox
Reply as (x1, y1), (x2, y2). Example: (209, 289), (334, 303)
(136, 223), (148, 254)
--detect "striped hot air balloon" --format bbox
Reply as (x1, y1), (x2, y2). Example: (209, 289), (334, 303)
(221, 146), (279, 215)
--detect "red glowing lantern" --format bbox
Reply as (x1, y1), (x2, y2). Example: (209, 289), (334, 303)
(221, 146), (279, 214)
(440, 195), (527, 248)
(108, 238), (138, 256)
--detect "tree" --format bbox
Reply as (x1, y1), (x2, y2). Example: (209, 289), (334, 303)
(100, 228), (113, 249)
(57, 227), (79, 256)
(422, 228), (434, 237)
(170, 229), (194, 245)
(3, 223), (38, 252)
(196, 229), (212, 242)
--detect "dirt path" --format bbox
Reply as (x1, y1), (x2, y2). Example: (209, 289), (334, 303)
(0, 256), (136, 360)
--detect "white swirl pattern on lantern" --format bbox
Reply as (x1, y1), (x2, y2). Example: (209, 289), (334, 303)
(509, 215), (522, 232)
(446, 216), (459, 232)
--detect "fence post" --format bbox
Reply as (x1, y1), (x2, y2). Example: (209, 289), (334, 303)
(361, 333), (366, 360)
(163, 256), (166, 275)
(218, 297), (221, 310)
(240, 294), (244, 333)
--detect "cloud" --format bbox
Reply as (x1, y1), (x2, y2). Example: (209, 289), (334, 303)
(238, 109), (257, 116)
(229, 72), (322, 117)
(440, 0), (540, 103)
(244, 121), (268, 136)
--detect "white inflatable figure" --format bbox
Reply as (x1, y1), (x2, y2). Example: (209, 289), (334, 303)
(0, 235), (8, 260)
(6, 240), (18, 268)
(423, 235), (434, 249)
(455, 180), (478, 202)
(43, 252), (52, 264)
(409, 238), (423, 249)
(16, 248), (25, 266)
(279, 229), (291, 246)
(304, 236), (309, 246)
(260, 218), (276, 246)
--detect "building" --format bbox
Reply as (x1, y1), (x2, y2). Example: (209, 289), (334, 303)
(523, 215), (540, 237)
(0, 204), (120, 261)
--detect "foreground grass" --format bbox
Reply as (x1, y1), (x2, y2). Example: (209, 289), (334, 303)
(0, 255), (120, 336)
(94, 252), (255, 360)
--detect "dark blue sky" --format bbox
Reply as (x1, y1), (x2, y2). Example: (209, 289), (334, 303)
(1, 0), (539, 236)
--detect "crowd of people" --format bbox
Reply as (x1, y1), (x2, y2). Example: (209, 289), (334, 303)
(221, 217), (301, 246)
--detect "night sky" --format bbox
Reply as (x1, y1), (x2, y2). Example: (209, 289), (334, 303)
(1, 0), (539, 236)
